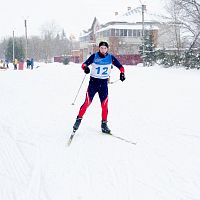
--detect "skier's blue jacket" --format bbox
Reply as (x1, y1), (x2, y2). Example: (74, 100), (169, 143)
(78, 52), (124, 121)
(82, 52), (124, 77)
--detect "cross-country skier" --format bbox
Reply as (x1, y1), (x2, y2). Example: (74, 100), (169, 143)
(73, 41), (125, 134)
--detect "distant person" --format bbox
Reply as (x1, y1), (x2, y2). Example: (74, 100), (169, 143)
(0, 60), (4, 69)
(73, 41), (125, 134)
(5, 60), (9, 68)
(26, 59), (31, 69)
(30, 58), (34, 70)
(13, 58), (18, 70)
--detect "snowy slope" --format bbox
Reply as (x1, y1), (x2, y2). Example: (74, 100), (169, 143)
(0, 63), (200, 200)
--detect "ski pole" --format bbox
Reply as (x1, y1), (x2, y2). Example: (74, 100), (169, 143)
(71, 74), (87, 105)
(109, 79), (120, 84)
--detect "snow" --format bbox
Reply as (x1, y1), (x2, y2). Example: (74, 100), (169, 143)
(101, 6), (171, 25)
(96, 24), (159, 33)
(1, 63), (200, 200)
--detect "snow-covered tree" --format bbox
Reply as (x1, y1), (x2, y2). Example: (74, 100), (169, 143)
(166, 0), (200, 50)
(139, 31), (156, 66)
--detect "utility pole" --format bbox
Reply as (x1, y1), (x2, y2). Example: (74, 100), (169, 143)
(12, 30), (15, 62)
(24, 19), (28, 61)
(142, 5), (146, 66)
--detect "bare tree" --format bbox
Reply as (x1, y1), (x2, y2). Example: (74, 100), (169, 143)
(28, 36), (44, 61)
(0, 21), (74, 62)
(40, 21), (61, 62)
(166, 0), (182, 53)
(39, 21), (72, 62)
(167, 0), (200, 50)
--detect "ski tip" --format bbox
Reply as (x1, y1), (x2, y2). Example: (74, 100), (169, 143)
(67, 140), (72, 146)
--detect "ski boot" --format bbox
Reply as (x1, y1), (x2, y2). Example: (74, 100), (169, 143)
(101, 120), (111, 134)
(73, 117), (82, 131)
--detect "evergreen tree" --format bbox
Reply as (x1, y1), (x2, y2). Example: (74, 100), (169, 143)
(5, 38), (25, 61)
(183, 50), (200, 69)
(139, 31), (156, 66)
(5, 39), (13, 61)
(63, 57), (70, 65)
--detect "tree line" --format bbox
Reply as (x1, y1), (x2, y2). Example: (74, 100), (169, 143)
(0, 21), (76, 63)
(142, 0), (200, 69)
(0, 0), (199, 68)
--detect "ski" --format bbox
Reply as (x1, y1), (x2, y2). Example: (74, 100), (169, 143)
(103, 132), (137, 145)
(67, 130), (76, 146)
(68, 129), (136, 146)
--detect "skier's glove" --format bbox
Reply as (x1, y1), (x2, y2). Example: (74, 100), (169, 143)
(81, 63), (90, 74)
(84, 66), (90, 74)
(120, 73), (125, 82)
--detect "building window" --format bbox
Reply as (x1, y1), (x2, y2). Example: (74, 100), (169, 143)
(120, 29), (123, 36)
(100, 32), (103, 37)
(106, 30), (109, 37)
(133, 30), (137, 37)
(128, 29), (132, 36)
(124, 29), (127, 36)
(137, 30), (141, 37)
(96, 28), (144, 38)
(116, 29), (120, 36)
(111, 29), (115, 36)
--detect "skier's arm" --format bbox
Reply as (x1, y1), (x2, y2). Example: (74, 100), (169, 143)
(111, 55), (124, 72)
(111, 55), (125, 81)
(81, 54), (95, 72)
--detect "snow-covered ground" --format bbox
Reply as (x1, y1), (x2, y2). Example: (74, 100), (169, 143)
(1, 63), (200, 200)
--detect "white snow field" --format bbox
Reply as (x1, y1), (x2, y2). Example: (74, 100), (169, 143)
(0, 63), (200, 200)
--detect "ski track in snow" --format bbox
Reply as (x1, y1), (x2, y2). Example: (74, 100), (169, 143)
(0, 63), (200, 200)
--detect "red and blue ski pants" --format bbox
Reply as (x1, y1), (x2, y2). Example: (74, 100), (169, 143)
(78, 77), (108, 121)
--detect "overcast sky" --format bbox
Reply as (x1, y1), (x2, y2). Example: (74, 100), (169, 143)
(0, 0), (167, 40)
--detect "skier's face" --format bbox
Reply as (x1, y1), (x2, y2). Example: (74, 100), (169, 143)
(99, 46), (108, 55)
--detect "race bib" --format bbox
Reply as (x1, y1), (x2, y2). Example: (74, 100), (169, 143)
(90, 53), (112, 79)
(91, 64), (111, 79)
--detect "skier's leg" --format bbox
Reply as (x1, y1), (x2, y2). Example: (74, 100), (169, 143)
(98, 80), (111, 133)
(101, 96), (111, 133)
(73, 90), (93, 131)
(73, 78), (97, 130)
(76, 78), (96, 116)
(98, 80), (108, 121)
(78, 90), (92, 118)
(101, 96), (108, 121)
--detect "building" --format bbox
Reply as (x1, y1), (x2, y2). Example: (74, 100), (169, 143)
(79, 6), (178, 65)
(95, 22), (158, 65)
